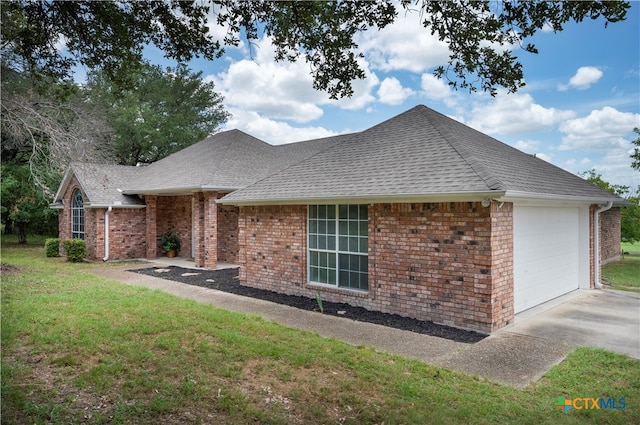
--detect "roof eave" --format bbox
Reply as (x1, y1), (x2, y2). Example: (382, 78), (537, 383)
(219, 190), (507, 206)
(122, 185), (240, 196)
(84, 203), (146, 209)
(500, 190), (629, 206)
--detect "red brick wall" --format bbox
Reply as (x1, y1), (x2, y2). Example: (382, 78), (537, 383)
(103, 209), (147, 260)
(218, 203), (239, 263)
(488, 202), (514, 331)
(370, 202), (513, 333)
(157, 195), (192, 257)
(600, 207), (621, 265)
(238, 205), (307, 291)
(238, 202), (515, 333)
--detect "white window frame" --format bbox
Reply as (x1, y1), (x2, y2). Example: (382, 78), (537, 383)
(71, 189), (85, 239)
(308, 204), (368, 291)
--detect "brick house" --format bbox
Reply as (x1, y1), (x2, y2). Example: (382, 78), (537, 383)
(51, 105), (625, 333)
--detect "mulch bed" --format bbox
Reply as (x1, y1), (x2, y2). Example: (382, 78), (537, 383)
(130, 266), (486, 343)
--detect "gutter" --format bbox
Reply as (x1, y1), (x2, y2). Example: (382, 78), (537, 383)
(103, 206), (112, 262)
(593, 201), (613, 288)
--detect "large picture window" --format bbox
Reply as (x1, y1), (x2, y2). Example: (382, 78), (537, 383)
(71, 189), (84, 239)
(308, 205), (368, 290)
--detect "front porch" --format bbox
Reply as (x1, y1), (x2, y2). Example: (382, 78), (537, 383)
(144, 191), (239, 269)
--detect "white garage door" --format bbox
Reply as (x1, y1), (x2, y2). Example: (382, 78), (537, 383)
(513, 206), (580, 313)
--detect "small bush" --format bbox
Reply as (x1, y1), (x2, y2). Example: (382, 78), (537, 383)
(45, 238), (60, 257)
(62, 239), (86, 263)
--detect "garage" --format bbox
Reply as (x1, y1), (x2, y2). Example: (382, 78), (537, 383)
(513, 206), (581, 313)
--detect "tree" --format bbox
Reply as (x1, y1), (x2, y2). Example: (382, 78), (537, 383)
(1, 67), (113, 198)
(0, 163), (58, 242)
(1, 1), (630, 99)
(631, 127), (640, 171)
(84, 62), (229, 165)
(580, 169), (640, 244)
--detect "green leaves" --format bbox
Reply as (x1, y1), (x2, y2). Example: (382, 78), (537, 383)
(84, 62), (229, 165)
(1, 1), (632, 98)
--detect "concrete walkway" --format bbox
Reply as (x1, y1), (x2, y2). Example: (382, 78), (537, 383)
(91, 265), (640, 389)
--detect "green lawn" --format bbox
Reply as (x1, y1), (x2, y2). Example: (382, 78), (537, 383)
(602, 242), (640, 292)
(2, 239), (639, 424)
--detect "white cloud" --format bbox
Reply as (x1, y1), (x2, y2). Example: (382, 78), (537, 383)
(559, 106), (640, 150)
(378, 77), (414, 105)
(513, 139), (540, 153)
(467, 92), (575, 135)
(209, 36), (379, 121)
(535, 152), (554, 163)
(558, 66), (603, 91)
(223, 109), (337, 144)
(357, 10), (450, 73)
(420, 74), (451, 100)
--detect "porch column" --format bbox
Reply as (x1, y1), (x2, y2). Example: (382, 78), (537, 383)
(194, 191), (218, 269)
(145, 195), (158, 259)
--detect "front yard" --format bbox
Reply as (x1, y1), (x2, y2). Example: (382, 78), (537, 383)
(1, 239), (639, 424)
(602, 242), (640, 292)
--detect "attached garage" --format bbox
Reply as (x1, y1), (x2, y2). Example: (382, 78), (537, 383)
(513, 205), (588, 313)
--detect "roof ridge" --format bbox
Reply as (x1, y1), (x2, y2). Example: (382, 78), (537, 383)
(417, 106), (506, 191)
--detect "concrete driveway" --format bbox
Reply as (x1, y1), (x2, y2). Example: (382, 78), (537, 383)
(434, 289), (640, 387)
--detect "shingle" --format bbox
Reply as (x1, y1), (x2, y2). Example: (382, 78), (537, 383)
(221, 105), (622, 203)
(70, 163), (145, 206)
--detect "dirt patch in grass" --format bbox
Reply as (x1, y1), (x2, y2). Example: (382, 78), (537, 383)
(1, 263), (21, 274)
(130, 266), (485, 344)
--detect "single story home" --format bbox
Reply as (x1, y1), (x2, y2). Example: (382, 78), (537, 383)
(51, 105), (625, 333)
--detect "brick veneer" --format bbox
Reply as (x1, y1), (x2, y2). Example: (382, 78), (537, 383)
(57, 176), (147, 260)
(238, 202), (515, 333)
(599, 207), (622, 265)
(156, 195), (193, 257)
(218, 203), (239, 263)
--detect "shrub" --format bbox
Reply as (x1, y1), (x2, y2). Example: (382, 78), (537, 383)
(45, 238), (60, 257)
(62, 239), (86, 263)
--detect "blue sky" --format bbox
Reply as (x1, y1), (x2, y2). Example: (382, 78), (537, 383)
(144, 3), (639, 191)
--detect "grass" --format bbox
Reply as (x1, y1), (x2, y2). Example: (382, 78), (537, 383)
(602, 242), (640, 292)
(2, 238), (640, 424)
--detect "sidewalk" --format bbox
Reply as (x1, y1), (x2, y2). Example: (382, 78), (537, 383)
(91, 265), (622, 388)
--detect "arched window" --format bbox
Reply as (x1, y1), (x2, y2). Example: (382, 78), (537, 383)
(71, 189), (84, 239)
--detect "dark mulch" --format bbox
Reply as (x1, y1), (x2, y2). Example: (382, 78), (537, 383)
(130, 266), (486, 343)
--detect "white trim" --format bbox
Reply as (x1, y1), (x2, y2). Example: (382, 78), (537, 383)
(221, 191), (506, 206)
(83, 203), (146, 209)
(501, 190), (624, 206)
(123, 186), (238, 196)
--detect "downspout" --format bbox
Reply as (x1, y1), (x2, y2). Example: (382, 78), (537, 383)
(593, 201), (613, 288)
(103, 206), (112, 261)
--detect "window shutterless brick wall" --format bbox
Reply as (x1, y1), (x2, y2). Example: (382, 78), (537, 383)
(238, 202), (515, 334)
(600, 207), (622, 265)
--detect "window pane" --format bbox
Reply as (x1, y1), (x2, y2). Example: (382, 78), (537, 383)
(319, 268), (327, 283)
(309, 235), (317, 249)
(359, 237), (368, 253)
(349, 205), (359, 219)
(327, 205), (336, 220)
(327, 220), (336, 234)
(349, 237), (358, 252)
(339, 205), (348, 219)
(327, 235), (335, 250)
(359, 220), (368, 236)
(328, 270), (337, 285)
